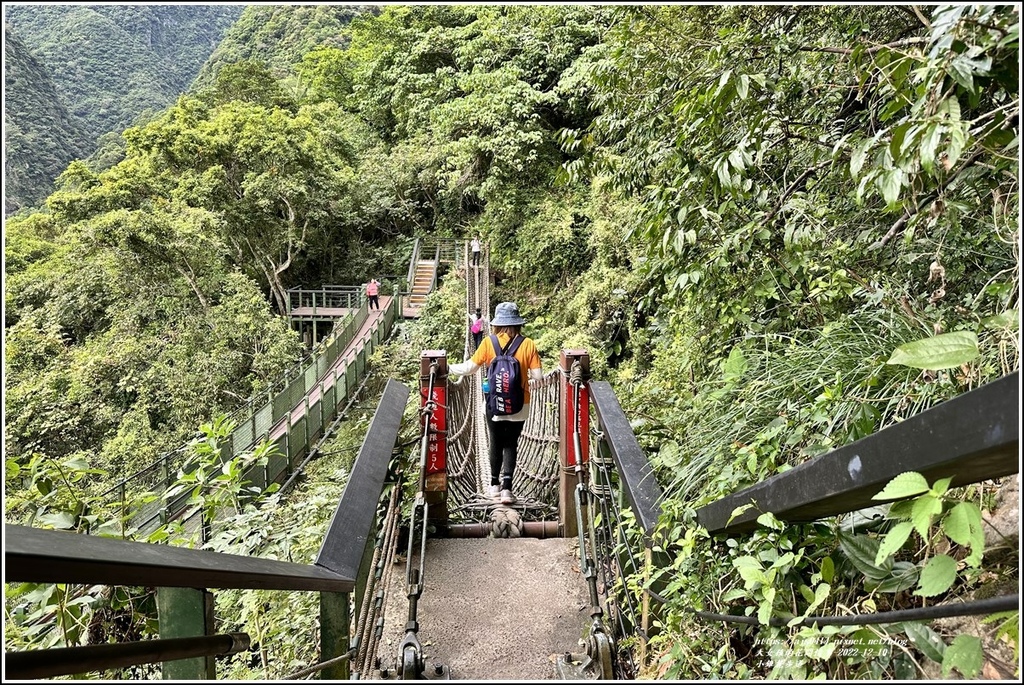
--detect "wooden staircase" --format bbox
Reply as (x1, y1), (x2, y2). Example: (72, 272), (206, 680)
(404, 259), (437, 318)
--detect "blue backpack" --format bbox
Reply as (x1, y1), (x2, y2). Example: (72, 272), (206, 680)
(486, 334), (525, 417)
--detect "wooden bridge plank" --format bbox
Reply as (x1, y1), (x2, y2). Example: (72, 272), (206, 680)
(697, 371), (1019, 535)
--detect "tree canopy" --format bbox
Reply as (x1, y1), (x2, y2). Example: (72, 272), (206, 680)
(4, 4), (1019, 680)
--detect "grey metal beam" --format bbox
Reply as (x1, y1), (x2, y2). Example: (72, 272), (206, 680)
(697, 371), (1019, 535)
(590, 381), (664, 537)
(315, 379), (410, 578)
(5, 524), (354, 592)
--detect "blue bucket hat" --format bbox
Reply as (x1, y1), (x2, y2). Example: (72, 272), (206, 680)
(491, 302), (526, 326)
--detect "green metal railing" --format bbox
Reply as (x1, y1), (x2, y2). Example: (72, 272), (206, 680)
(100, 297), (399, 538)
(5, 380), (411, 680)
(286, 286), (363, 317)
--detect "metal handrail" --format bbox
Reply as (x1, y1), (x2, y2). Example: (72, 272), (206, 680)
(430, 243), (441, 292)
(5, 373), (410, 681)
(7, 633), (251, 680)
(406, 237), (421, 293)
(696, 370), (1019, 534)
(5, 524), (355, 592)
(589, 382), (664, 538)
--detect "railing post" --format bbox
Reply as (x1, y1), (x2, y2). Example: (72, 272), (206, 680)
(160, 458), (171, 526)
(319, 591), (350, 679)
(285, 411), (293, 472)
(420, 350), (449, 524)
(559, 349), (590, 538)
(157, 587), (215, 679)
(319, 380), (326, 440)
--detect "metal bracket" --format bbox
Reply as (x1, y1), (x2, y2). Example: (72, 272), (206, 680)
(553, 627), (614, 680)
(378, 645), (450, 681)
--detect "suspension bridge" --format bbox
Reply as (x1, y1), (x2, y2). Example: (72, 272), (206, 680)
(5, 239), (1019, 680)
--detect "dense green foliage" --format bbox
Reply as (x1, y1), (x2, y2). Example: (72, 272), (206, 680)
(4, 3), (1019, 680)
(193, 5), (371, 89)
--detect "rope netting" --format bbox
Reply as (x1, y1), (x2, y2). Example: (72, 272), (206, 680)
(442, 243), (561, 523)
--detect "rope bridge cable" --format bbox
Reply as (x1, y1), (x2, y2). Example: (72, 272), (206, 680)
(512, 372), (561, 509)
(587, 427), (643, 677)
(281, 650), (355, 680)
(438, 243), (561, 523)
(351, 479), (403, 677)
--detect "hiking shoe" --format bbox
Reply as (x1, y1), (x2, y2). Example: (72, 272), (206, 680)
(487, 485), (501, 500)
(500, 489), (517, 505)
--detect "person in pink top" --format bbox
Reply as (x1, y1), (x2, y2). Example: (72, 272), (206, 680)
(366, 278), (380, 310)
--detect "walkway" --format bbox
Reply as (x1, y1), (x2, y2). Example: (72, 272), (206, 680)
(379, 537), (588, 680)
(269, 296), (393, 441)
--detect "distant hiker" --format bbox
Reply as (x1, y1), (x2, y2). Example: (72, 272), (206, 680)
(450, 302), (542, 505)
(471, 235), (481, 267)
(366, 278), (380, 310)
(469, 307), (484, 349)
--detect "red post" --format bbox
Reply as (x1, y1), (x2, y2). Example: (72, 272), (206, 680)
(420, 350), (448, 523)
(559, 349), (590, 538)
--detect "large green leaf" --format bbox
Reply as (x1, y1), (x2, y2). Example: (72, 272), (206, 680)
(871, 561), (919, 593)
(910, 494), (943, 538)
(721, 345), (747, 381)
(942, 634), (982, 678)
(36, 511), (76, 530)
(886, 332), (979, 370)
(981, 309), (1018, 329)
(915, 554), (957, 597)
(872, 472), (930, 501)
(903, 622), (947, 663)
(839, 532), (891, 580)
(941, 501), (976, 546)
(874, 521), (913, 565)
(820, 556), (835, 583)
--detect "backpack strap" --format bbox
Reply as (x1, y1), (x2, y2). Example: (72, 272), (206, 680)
(503, 335), (524, 357)
(490, 334), (524, 356)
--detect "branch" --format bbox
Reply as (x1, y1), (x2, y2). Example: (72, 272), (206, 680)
(911, 5), (932, 30)
(871, 146), (986, 249)
(174, 263), (209, 310)
(798, 37), (927, 56)
(763, 160), (831, 227)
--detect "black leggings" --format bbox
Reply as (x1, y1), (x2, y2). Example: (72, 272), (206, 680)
(369, 295), (379, 309)
(486, 418), (525, 490)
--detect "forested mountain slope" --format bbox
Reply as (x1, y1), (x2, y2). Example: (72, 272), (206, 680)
(3, 26), (86, 214)
(3, 4), (242, 210)
(193, 4), (374, 86)
(4, 5), (1018, 680)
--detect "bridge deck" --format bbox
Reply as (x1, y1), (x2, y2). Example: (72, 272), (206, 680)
(269, 296), (393, 441)
(288, 306), (352, 319)
(379, 537), (588, 680)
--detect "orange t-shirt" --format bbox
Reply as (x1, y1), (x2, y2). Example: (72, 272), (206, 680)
(471, 333), (541, 404)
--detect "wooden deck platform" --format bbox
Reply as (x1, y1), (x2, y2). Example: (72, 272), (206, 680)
(288, 306), (352, 319)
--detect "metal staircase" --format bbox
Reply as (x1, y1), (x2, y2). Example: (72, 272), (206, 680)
(405, 258), (438, 317)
